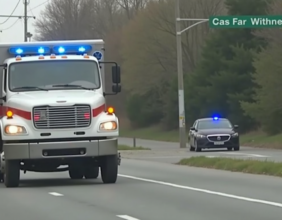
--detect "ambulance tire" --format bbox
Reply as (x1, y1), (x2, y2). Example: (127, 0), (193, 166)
(68, 164), (84, 179)
(4, 160), (20, 188)
(101, 155), (118, 184)
(84, 166), (99, 179)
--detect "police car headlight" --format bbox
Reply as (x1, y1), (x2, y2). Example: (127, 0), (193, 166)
(197, 134), (206, 138)
(4, 125), (27, 134)
(99, 121), (117, 131)
(232, 133), (238, 137)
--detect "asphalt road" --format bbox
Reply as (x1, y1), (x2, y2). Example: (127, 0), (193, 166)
(1, 137), (282, 219)
(1, 158), (282, 220)
(118, 137), (282, 163)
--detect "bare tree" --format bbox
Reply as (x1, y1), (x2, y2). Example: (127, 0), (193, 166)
(116, 0), (151, 19)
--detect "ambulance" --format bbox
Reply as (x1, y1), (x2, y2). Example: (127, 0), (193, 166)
(0, 39), (121, 187)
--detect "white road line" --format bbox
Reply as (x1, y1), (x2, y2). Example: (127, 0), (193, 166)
(222, 152), (269, 158)
(48, 192), (63, 196)
(141, 156), (186, 159)
(118, 174), (282, 208)
(117, 215), (139, 220)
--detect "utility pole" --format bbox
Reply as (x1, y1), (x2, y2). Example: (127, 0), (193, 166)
(175, 0), (186, 148)
(175, 0), (208, 148)
(24, 0), (28, 42)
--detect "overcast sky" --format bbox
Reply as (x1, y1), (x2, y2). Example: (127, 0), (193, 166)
(0, 0), (48, 42)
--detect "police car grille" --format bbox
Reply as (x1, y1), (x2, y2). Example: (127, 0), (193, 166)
(207, 135), (230, 142)
(33, 105), (91, 129)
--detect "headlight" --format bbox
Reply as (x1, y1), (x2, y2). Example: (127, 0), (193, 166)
(99, 121), (117, 131)
(232, 133), (239, 137)
(4, 125), (27, 134)
(197, 134), (206, 138)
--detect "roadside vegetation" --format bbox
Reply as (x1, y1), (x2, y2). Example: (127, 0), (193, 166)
(178, 156), (282, 177)
(35, 0), (282, 145)
(118, 145), (150, 150)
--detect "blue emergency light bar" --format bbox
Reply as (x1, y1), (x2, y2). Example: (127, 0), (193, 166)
(9, 46), (51, 55)
(8, 45), (93, 56)
(53, 45), (92, 54)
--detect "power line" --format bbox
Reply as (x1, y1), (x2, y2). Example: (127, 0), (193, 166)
(0, 0), (21, 25)
(28, 0), (49, 12)
(0, 19), (20, 31)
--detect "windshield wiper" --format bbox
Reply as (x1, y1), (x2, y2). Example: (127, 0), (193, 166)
(51, 84), (93, 90)
(13, 86), (48, 91)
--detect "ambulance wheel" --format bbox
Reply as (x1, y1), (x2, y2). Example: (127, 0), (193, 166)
(84, 166), (99, 179)
(101, 155), (118, 184)
(68, 164), (83, 179)
(4, 160), (20, 188)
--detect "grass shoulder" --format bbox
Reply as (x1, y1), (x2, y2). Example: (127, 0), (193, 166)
(177, 156), (282, 177)
(120, 126), (282, 149)
(118, 145), (150, 150)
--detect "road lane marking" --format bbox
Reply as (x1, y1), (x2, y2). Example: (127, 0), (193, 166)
(222, 152), (269, 158)
(118, 174), (282, 208)
(49, 192), (63, 196)
(117, 215), (139, 220)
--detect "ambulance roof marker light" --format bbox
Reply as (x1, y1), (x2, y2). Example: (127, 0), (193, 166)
(61, 55), (67, 58)
(50, 54), (56, 59)
(15, 55), (22, 61)
(83, 53), (89, 58)
(38, 55), (44, 59)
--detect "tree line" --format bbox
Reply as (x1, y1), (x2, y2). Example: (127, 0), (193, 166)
(34, 0), (282, 134)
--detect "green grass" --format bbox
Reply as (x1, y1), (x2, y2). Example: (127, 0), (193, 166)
(120, 126), (282, 149)
(118, 145), (150, 150)
(178, 156), (282, 177)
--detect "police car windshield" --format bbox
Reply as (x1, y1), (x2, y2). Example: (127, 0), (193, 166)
(8, 60), (100, 91)
(198, 120), (232, 130)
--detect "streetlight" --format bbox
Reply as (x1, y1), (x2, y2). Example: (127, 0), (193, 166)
(175, 0), (208, 148)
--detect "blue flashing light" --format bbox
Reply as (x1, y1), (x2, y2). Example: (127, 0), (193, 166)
(38, 47), (45, 54)
(93, 51), (102, 60)
(53, 45), (92, 55)
(213, 116), (219, 120)
(16, 48), (23, 54)
(58, 47), (65, 53)
(78, 47), (86, 52)
(9, 46), (50, 55)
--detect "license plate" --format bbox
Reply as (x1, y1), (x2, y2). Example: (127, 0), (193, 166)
(214, 141), (224, 145)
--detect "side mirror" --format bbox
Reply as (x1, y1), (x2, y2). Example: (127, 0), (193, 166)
(190, 127), (195, 131)
(112, 66), (121, 84)
(112, 84), (121, 93)
(233, 125), (238, 129)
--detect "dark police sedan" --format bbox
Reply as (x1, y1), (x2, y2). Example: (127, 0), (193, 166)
(188, 117), (239, 152)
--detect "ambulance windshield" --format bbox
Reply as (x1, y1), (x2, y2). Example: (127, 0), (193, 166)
(8, 60), (100, 91)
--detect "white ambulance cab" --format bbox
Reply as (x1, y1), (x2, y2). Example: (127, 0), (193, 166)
(0, 39), (121, 188)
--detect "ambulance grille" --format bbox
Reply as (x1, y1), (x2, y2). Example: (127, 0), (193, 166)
(33, 105), (91, 129)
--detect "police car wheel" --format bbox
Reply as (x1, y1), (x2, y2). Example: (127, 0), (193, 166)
(195, 141), (202, 152)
